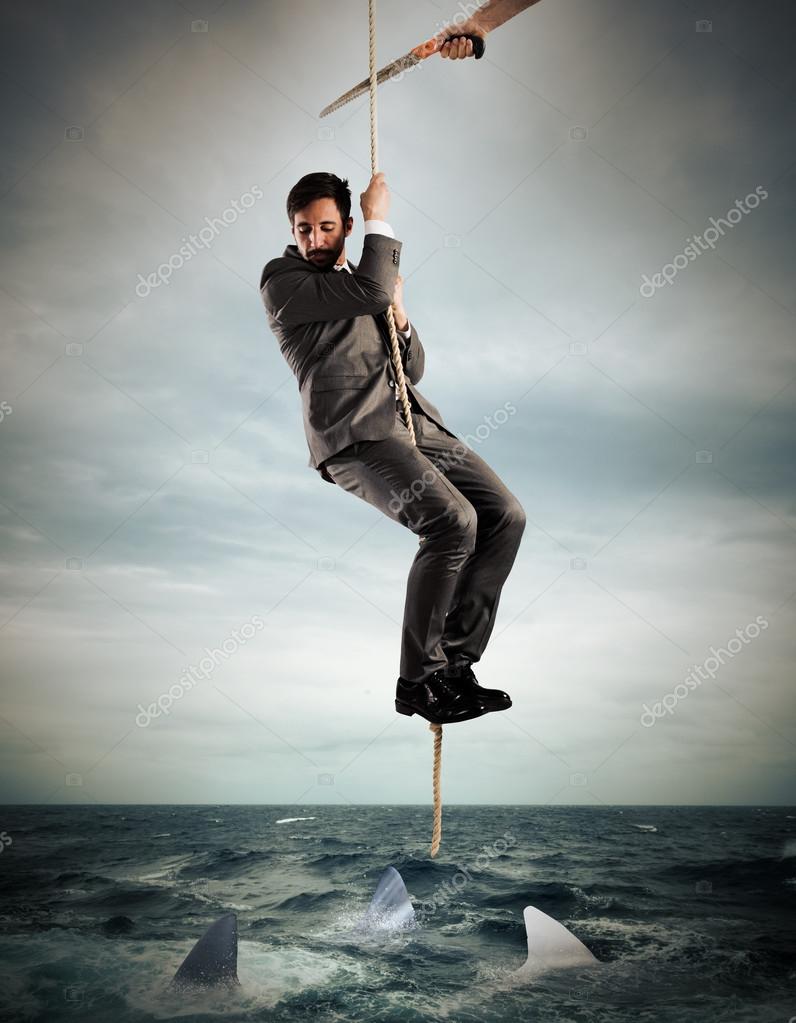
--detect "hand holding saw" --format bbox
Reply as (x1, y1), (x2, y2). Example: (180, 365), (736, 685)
(319, 0), (544, 117)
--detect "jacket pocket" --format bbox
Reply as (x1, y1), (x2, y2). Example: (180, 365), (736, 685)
(312, 374), (370, 391)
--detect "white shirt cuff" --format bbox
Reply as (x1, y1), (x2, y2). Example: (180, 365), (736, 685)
(364, 219), (395, 238)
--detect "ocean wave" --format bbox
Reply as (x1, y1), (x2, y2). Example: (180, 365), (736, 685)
(661, 854), (795, 891)
(274, 890), (341, 912)
(176, 847), (274, 879)
(480, 881), (581, 911)
(54, 870), (109, 886)
(75, 883), (184, 911)
(306, 851), (368, 869)
(1, 804), (792, 1023)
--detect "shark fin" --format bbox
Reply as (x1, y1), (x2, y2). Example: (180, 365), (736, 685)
(514, 906), (598, 979)
(356, 865), (416, 932)
(171, 912), (240, 989)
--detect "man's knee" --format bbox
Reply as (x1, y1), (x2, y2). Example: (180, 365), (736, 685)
(503, 496), (526, 535)
(442, 503), (478, 552)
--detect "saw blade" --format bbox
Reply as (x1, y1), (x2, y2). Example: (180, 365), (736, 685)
(319, 52), (421, 118)
(318, 1), (542, 118)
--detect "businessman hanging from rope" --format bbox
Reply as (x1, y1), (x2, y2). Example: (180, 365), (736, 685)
(260, 5), (540, 728)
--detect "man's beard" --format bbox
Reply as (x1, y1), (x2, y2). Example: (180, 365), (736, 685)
(307, 241), (344, 269)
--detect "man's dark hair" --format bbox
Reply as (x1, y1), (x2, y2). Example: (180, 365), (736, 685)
(286, 172), (351, 226)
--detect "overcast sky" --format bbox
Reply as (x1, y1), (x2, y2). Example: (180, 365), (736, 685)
(0, 0), (794, 808)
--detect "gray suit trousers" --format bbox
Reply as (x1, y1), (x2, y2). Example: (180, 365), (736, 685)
(323, 398), (526, 683)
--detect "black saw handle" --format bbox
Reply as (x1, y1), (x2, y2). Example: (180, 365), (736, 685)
(447, 33), (486, 58)
(414, 33), (486, 61)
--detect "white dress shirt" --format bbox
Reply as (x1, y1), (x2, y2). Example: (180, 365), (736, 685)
(332, 220), (411, 338)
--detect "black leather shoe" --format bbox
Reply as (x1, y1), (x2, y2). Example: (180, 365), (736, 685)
(395, 669), (487, 725)
(444, 662), (512, 712)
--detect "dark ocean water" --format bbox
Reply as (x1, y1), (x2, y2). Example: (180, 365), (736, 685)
(0, 804), (793, 1023)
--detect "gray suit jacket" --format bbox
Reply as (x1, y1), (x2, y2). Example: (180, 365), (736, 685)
(260, 232), (456, 484)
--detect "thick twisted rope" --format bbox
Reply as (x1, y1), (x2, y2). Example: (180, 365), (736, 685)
(428, 722), (443, 856)
(367, 0), (442, 858)
(367, 0), (416, 446)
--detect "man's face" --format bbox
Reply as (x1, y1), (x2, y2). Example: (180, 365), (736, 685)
(291, 197), (353, 269)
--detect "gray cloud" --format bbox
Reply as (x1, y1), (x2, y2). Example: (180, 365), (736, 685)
(0, 0), (794, 807)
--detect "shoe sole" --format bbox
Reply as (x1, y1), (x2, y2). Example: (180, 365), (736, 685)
(395, 699), (488, 725)
(481, 698), (512, 712)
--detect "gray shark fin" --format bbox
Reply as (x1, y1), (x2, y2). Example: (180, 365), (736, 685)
(171, 912), (240, 989)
